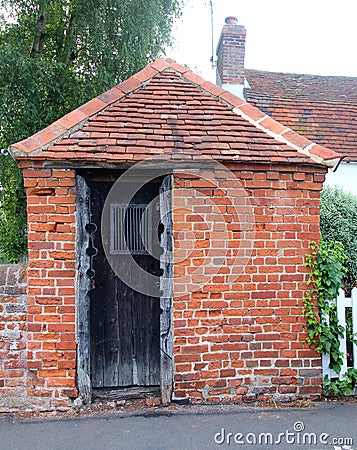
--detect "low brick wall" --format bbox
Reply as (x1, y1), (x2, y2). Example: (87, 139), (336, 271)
(0, 264), (28, 409)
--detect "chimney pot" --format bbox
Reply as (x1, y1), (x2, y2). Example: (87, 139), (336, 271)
(225, 16), (238, 25)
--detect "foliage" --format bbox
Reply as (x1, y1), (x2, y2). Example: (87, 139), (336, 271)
(0, 0), (182, 261)
(323, 369), (357, 397)
(1, 0), (182, 90)
(303, 239), (347, 373)
(320, 186), (357, 290)
(0, 155), (27, 262)
(303, 239), (357, 397)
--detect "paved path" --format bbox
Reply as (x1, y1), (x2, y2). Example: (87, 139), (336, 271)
(0, 401), (356, 450)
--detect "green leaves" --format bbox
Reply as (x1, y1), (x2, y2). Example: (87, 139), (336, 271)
(303, 240), (346, 371)
(321, 186), (357, 289)
(0, 0), (182, 261)
(303, 190), (357, 397)
(0, 154), (27, 262)
(323, 369), (357, 397)
(1, 0), (182, 86)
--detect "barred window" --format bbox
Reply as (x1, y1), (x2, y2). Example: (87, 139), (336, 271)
(110, 204), (151, 255)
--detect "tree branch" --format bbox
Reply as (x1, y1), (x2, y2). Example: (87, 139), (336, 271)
(63, 12), (77, 67)
(30, 5), (46, 59)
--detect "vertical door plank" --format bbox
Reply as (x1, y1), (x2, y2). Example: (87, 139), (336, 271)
(118, 274), (134, 386)
(101, 183), (120, 387)
(89, 181), (106, 387)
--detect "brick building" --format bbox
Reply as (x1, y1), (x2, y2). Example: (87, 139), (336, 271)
(1, 58), (343, 410)
(216, 16), (357, 196)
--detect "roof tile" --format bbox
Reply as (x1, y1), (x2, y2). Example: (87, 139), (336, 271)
(97, 87), (125, 104)
(238, 103), (266, 121)
(245, 69), (356, 161)
(184, 71), (207, 86)
(55, 109), (88, 130)
(309, 144), (344, 161)
(132, 66), (159, 83)
(79, 98), (107, 116)
(201, 81), (226, 97)
(13, 137), (42, 154)
(116, 77), (142, 94)
(9, 58), (342, 169)
(259, 116), (288, 135)
(34, 123), (67, 146)
(150, 58), (170, 72)
(165, 59), (190, 74)
(282, 130), (315, 150)
(245, 69), (357, 102)
(220, 91), (246, 108)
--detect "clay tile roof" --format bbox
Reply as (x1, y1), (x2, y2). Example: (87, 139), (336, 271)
(245, 69), (357, 162)
(9, 59), (343, 170)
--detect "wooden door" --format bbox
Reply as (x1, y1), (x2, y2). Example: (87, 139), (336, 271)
(76, 173), (169, 394)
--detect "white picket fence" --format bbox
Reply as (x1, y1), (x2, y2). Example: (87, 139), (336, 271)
(322, 287), (357, 380)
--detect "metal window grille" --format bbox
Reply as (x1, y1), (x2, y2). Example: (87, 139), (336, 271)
(110, 204), (151, 255)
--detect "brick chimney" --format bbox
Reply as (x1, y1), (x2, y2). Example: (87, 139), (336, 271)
(216, 17), (247, 99)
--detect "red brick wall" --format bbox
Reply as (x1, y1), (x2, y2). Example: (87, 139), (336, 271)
(3, 161), (324, 409)
(172, 163), (324, 403)
(0, 264), (27, 410)
(20, 163), (77, 409)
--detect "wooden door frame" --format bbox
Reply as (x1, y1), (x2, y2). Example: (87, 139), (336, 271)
(75, 173), (173, 404)
(76, 174), (92, 403)
(159, 175), (173, 404)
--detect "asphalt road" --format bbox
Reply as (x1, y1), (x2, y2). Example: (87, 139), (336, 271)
(0, 401), (356, 450)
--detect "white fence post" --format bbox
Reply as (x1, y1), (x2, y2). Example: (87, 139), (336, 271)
(322, 307), (339, 380)
(336, 288), (349, 378)
(352, 287), (357, 371)
(323, 287), (357, 381)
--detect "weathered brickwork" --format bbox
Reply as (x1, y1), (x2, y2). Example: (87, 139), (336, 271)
(1, 162), (325, 409)
(19, 162), (77, 409)
(0, 264), (27, 409)
(172, 163), (324, 403)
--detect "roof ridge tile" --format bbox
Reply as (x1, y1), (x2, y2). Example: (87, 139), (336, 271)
(132, 65), (159, 83)
(164, 58), (190, 74)
(150, 58), (170, 72)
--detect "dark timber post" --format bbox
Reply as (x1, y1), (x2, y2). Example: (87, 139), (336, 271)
(159, 175), (173, 404)
(76, 175), (92, 403)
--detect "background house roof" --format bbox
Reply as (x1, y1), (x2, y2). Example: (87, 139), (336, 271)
(245, 70), (357, 162)
(245, 70), (357, 102)
(9, 59), (342, 169)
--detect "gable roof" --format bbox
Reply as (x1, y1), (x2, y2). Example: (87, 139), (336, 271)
(245, 69), (357, 162)
(9, 59), (342, 170)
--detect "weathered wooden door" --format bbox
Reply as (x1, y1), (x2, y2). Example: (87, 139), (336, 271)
(76, 172), (172, 400)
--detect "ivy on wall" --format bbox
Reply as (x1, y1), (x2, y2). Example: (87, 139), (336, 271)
(303, 239), (357, 396)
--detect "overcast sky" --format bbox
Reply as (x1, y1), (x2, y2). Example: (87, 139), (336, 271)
(167, 0), (357, 82)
